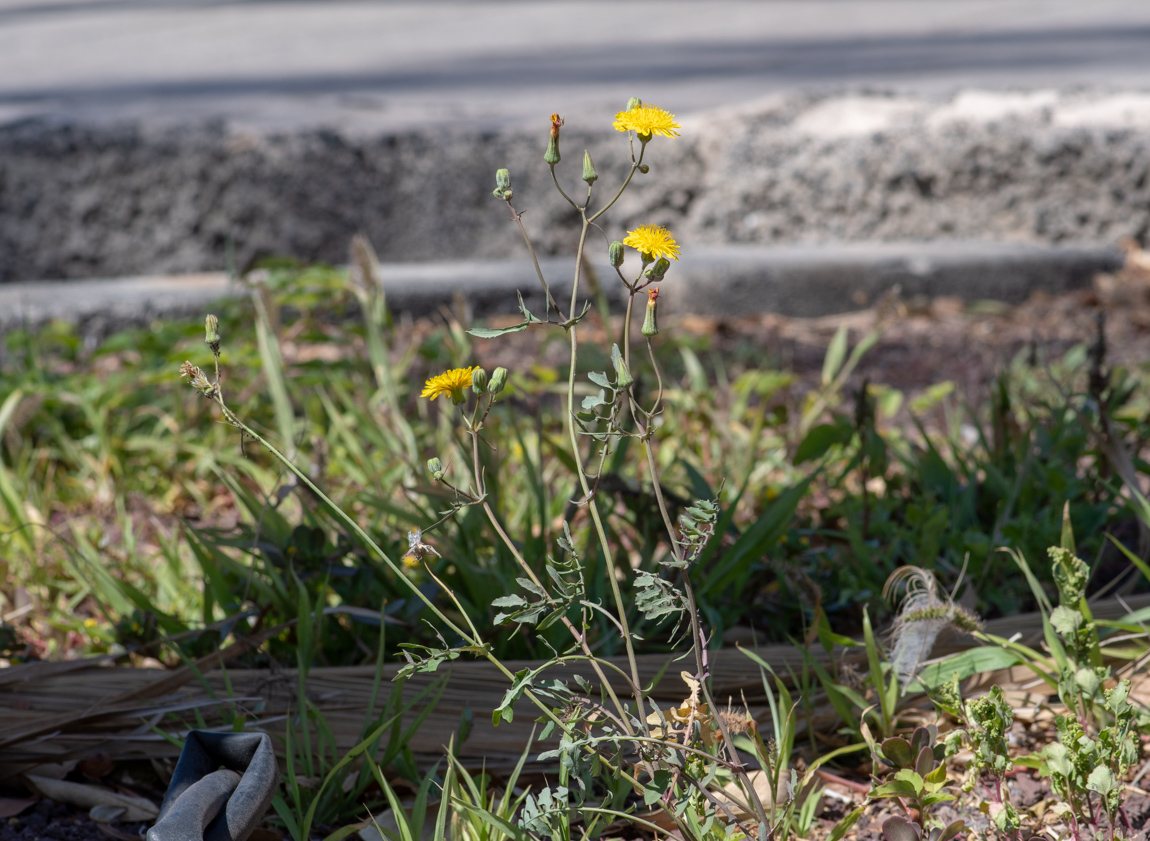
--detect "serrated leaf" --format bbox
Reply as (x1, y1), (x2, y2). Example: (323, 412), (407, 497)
(515, 577), (548, 598)
(1086, 765), (1114, 795)
(1050, 605), (1083, 637)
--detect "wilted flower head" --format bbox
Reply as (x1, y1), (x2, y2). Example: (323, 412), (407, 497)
(179, 361), (217, 398)
(402, 527), (440, 568)
(642, 288), (659, 338)
(545, 113), (563, 164)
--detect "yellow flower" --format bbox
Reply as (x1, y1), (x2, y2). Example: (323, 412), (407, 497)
(612, 105), (680, 139)
(623, 225), (681, 261)
(421, 366), (477, 404)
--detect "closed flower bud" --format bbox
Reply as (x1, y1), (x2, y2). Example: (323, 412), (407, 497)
(642, 288), (659, 337)
(489, 366), (508, 395)
(644, 257), (671, 281)
(204, 314), (220, 348)
(582, 150), (597, 184)
(545, 113), (563, 165)
(471, 367), (488, 394)
(638, 164), (649, 174)
(426, 457), (445, 482)
(492, 168), (512, 200)
(626, 96), (642, 111)
(611, 343), (634, 389)
(609, 240), (624, 267)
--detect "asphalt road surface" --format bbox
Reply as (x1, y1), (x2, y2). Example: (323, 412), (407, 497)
(2, 0), (1150, 133)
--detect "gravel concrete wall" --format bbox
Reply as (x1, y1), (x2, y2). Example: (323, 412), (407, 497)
(3, 90), (1150, 283)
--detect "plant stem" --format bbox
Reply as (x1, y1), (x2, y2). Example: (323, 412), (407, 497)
(467, 425), (635, 726)
(564, 213), (650, 732)
(506, 200), (562, 317)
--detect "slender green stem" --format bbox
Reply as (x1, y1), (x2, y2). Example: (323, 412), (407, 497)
(549, 163), (579, 210)
(220, 402), (470, 641)
(569, 808), (672, 837)
(622, 290), (636, 370)
(210, 396), (590, 744)
(645, 337), (665, 417)
(506, 200), (562, 316)
(629, 382), (770, 823)
(589, 145), (646, 223)
(564, 215), (649, 732)
(467, 420), (636, 726)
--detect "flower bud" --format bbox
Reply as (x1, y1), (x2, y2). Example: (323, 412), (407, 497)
(626, 97), (642, 111)
(638, 164), (650, 174)
(492, 168), (512, 200)
(611, 343), (634, 389)
(644, 257), (671, 282)
(642, 288), (659, 337)
(426, 457), (445, 481)
(471, 367), (488, 394)
(545, 113), (563, 165)
(609, 241), (624, 267)
(489, 366), (508, 395)
(204, 314), (220, 352)
(582, 150), (597, 184)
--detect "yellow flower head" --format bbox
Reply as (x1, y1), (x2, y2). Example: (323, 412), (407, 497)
(421, 366), (477, 404)
(612, 105), (680, 139)
(623, 225), (681, 262)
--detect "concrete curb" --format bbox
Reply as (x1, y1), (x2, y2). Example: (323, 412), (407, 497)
(0, 241), (1122, 340)
(663, 241), (1123, 319)
(5, 89), (1150, 285)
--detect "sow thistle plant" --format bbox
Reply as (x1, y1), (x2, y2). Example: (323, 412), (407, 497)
(181, 99), (784, 840)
